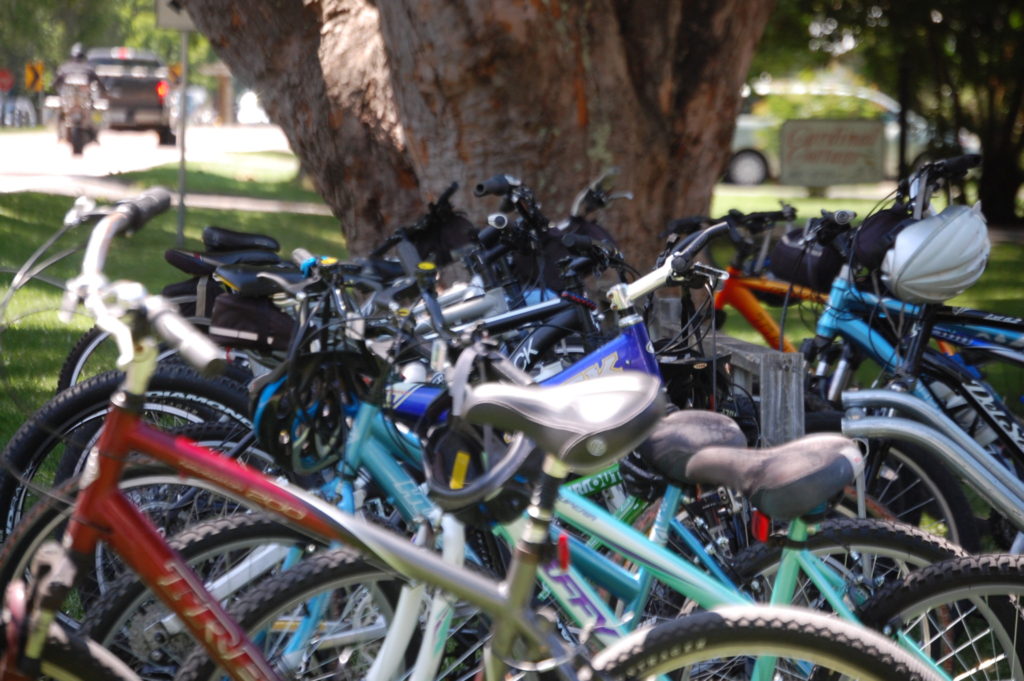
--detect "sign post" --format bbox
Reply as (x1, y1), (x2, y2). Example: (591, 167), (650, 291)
(156, 0), (196, 246)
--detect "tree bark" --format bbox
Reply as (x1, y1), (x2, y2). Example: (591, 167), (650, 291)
(179, 0), (773, 260)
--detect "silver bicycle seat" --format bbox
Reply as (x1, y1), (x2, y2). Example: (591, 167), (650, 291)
(461, 372), (664, 473)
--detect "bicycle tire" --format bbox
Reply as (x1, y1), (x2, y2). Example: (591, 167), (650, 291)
(167, 547), (409, 681)
(805, 410), (981, 551)
(0, 425), (277, 623)
(81, 513), (328, 679)
(591, 604), (943, 681)
(55, 325), (117, 393)
(12, 620), (142, 681)
(731, 517), (967, 609)
(55, 326), (254, 393)
(0, 364), (251, 539)
(859, 553), (1024, 681)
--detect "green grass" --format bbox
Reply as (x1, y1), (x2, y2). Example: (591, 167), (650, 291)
(0, 191), (345, 443)
(107, 152), (325, 204)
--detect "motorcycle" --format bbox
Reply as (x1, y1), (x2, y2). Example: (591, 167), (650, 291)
(45, 74), (106, 155)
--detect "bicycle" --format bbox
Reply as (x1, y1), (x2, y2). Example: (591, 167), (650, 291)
(0, 188), (944, 681)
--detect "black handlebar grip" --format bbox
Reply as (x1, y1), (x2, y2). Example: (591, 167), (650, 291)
(474, 174), (520, 197)
(437, 182), (459, 206)
(395, 238), (423, 277)
(561, 233), (593, 252)
(941, 154), (982, 177)
(117, 187), (172, 235)
(147, 299), (227, 378)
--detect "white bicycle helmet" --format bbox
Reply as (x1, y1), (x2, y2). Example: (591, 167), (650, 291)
(880, 203), (989, 303)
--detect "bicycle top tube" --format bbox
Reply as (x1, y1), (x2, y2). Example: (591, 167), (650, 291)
(387, 312), (659, 421)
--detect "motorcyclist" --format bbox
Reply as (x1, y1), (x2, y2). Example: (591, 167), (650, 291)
(52, 43), (106, 149)
(53, 43), (106, 94)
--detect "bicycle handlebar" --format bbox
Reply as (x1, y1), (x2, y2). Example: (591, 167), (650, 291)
(70, 188), (228, 377)
(147, 296), (228, 377)
(929, 153), (981, 180)
(621, 221), (730, 302)
(81, 187), (172, 279)
(474, 174), (521, 197)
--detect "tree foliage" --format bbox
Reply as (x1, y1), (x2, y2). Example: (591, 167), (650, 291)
(756, 1), (1024, 224)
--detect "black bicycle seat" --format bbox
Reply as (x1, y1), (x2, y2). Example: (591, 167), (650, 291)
(202, 226), (281, 252)
(164, 248), (283, 276)
(684, 434), (863, 521)
(461, 373), (664, 474)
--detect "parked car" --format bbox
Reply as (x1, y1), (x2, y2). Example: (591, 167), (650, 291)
(725, 80), (976, 185)
(87, 46), (176, 145)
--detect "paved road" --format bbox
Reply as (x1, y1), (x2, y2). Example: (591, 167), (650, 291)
(0, 125), (332, 215)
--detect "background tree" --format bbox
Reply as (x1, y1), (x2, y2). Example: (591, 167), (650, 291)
(177, 0), (774, 259)
(756, 1), (1024, 225)
(1, 0), (217, 93)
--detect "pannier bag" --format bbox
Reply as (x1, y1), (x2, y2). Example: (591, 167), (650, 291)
(160, 276), (222, 321)
(208, 293), (295, 351)
(768, 228), (844, 293)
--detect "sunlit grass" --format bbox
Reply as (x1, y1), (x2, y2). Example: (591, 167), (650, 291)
(107, 151), (324, 204)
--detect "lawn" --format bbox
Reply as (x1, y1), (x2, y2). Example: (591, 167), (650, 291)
(107, 151), (325, 204)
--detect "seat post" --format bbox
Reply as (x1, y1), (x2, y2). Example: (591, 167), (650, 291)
(489, 454), (567, 661)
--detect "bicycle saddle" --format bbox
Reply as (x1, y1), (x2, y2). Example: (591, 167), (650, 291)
(202, 225), (280, 252)
(164, 248), (283, 276)
(461, 372), (664, 474)
(635, 410), (748, 482)
(684, 434), (864, 521)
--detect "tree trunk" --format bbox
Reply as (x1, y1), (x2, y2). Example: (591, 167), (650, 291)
(180, 0), (773, 260)
(179, 0), (422, 254)
(979, 150), (1024, 227)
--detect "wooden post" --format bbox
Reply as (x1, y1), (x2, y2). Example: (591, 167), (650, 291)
(714, 336), (804, 446)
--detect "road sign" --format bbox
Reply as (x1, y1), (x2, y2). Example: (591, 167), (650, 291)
(156, 0), (196, 31)
(25, 61), (44, 92)
(0, 69), (13, 93)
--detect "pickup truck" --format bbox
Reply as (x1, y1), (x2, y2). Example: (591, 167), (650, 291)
(87, 46), (176, 145)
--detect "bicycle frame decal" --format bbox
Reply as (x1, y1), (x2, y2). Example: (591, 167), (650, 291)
(960, 380), (1024, 451)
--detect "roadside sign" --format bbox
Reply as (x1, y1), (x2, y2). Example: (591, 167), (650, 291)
(155, 0), (196, 31)
(779, 119), (886, 186)
(0, 69), (13, 93)
(25, 61), (44, 92)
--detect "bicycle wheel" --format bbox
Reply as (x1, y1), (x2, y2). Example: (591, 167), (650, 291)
(81, 514), (329, 680)
(592, 604), (943, 680)
(731, 517), (966, 610)
(0, 364), (251, 538)
(805, 411), (980, 551)
(55, 326), (254, 393)
(55, 325), (117, 392)
(0, 426), (276, 616)
(169, 547), (409, 681)
(859, 554), (1024, 681)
